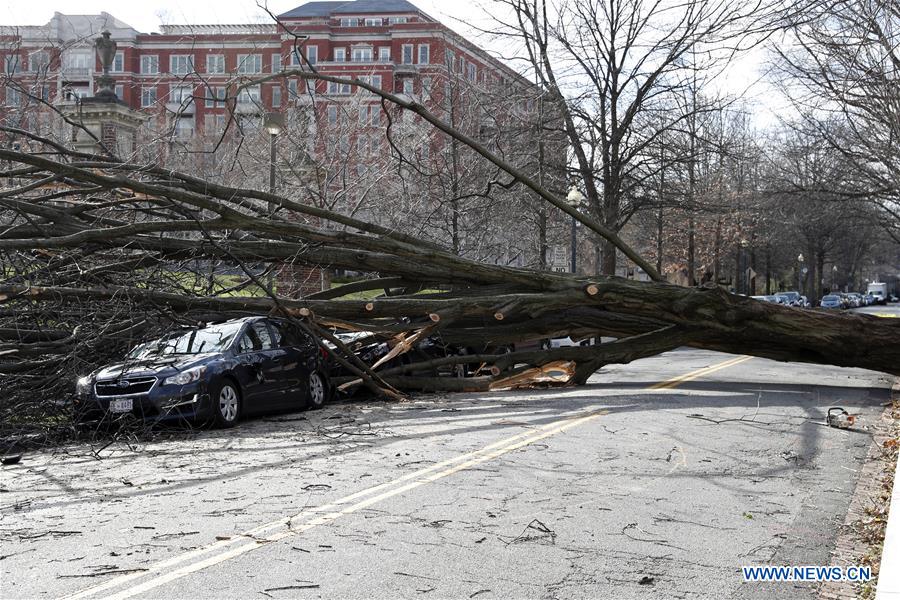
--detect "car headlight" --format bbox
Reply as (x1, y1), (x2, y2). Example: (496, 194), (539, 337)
(163, 366), (207, 386)
(75, 376), (92, 395)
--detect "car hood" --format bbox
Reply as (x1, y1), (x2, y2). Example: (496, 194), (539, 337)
(95, 353), (219, 380)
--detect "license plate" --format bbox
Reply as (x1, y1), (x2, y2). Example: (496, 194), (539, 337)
(109, 398), (133, 413)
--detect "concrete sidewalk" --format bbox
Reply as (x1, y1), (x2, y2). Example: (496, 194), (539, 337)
(875, 380), (900, 600)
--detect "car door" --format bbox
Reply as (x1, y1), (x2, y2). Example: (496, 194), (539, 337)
(233, 321), (283, 413)
(267, 319), (316, 408)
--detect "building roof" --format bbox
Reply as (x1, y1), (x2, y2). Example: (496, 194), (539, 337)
(279, 0), (424, 19)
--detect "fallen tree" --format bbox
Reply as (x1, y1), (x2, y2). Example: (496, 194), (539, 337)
(1, 68), (898, 444)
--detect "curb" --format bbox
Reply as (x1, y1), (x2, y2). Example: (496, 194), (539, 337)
(875, 379), (900, 600)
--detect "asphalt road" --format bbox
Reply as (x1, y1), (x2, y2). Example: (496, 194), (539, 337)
(1, 311), (897, 599)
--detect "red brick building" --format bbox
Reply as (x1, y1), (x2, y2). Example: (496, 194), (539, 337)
(1, 1), (532, 138)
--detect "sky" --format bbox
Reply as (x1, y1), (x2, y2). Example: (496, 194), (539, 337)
(1, 0), (784, 125)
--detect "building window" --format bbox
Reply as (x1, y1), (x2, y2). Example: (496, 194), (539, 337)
(111, 52), (124, 73)
(467, 63), (477, 81)
(401, 45), (413, 65)
(170, 55), (193, 75)
(288, 79), (298, 99)
(307, 46), (318, 65)
(358, 105), (381, 126)
(388, 17), (408, 24)
(402, 79), (413, 94)
(272, 53), (282, 72)
(237, 85), (261, 106)
(334, 48), (346, 62)
(114, 84), (124, 99)
(4, 54), (21, 74)
(307, 80), (316, 94)
(205, 86), (226, 108)
(272, 85), (282, 107)
(339, 17), (359, 27)
(206, 114), (227, 136)
(169, 85), (193, 107)
(352, 47), (373, 62)
(422, 77), (432, 99)
(174, 116), (194, 138)
(378, 47), (390, 62)
(364, 18), (382, 26)
(28, 50), (50, 73)
(63, 50), (92, 72)
(141, 55), (159, 75)
(236, 54), (262, 74)
(327, 81), (351, 95)
(207, 54), (225, 74)
(5, 87), (22, 106)
(141, 87), (157, 107)
(339, 134), (349, 153)
(418, 44), (429, 64)
(327, 105), (338, 124)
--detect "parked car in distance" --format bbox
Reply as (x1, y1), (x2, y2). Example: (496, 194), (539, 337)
(776, 291), (802, 306)
(820, 294), (843, 309)
(846, 292), (864, 308)
(74, 317), (331, 427)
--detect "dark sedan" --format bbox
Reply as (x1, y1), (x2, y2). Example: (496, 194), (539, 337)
(74, 317), (331, 427)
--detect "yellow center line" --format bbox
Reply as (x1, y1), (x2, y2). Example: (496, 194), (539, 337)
(647, 355), (753, 390)
(61, 354), (752, 600)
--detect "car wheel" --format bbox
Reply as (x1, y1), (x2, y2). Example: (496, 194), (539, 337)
(307, 371), (327, 410)
(211, 379), (241, 428)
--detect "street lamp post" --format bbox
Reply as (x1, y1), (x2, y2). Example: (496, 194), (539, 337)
(739, 239), (750, 295)
(263, 112), (285, 202)
(831, 265), (838, 292)
(566, 187), (585, 274)
(797, 253), (804, 295)
(263, 113), (284, 290)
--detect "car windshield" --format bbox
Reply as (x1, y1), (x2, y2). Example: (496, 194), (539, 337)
(778, 292), (799, 300)
(823, 295), (839, 301)
(135, 322), (244, 356)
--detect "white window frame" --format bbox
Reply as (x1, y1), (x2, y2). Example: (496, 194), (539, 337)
(28, 50), (50, 73)
(271, 84), (282, 107)
(6, 87), (22, 106)
(307, 46), (318, 65)
(141, 55), (159, 75)
(334, 48), (346, 62)
(272, 53), (282, 73)
(114, 84), (124, 99)
(364, 18), (382, 26)
(207, 54), (225, 74)
(418, 44), (429, 64)
(169, 54), (193, 75)
(339, 17), (359, 27)
(351, 47), (373, 62)
(401, 45), (413, 65)
(388, 17), (408, 24)
(237, 85), (261, 106)
(327, 105), (338, 124)
(402, 79), (413, 94)
(378, 47), (391, 62)
(205, 86), (226, 108)
(111, 51), (124, 73)
(141, 87), (157, 107)
(236, 54), (262, 74)
(169, 84), (193, 106)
